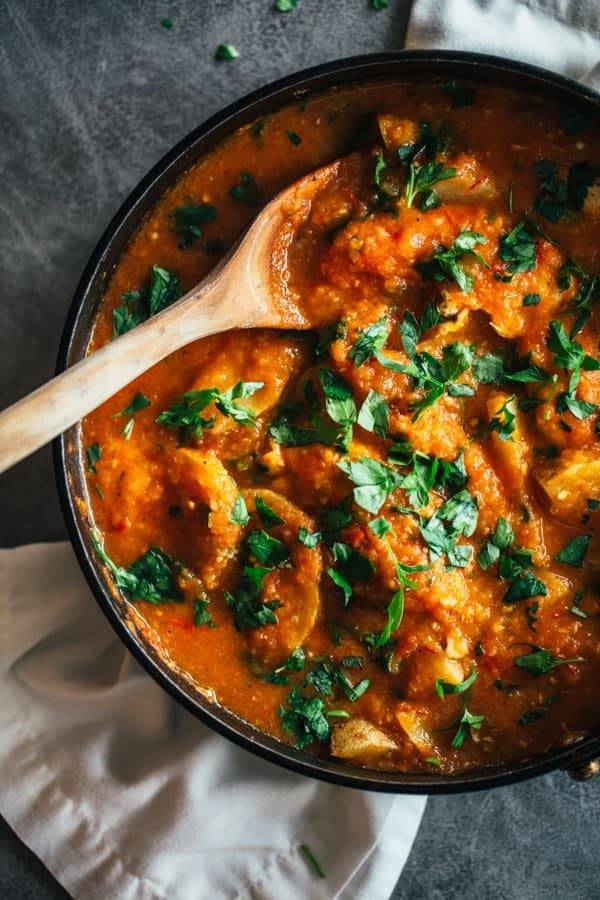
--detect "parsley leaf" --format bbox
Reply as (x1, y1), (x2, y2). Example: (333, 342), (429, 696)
(298, 527), (322, 548)
(247, 529), (289, 567)
(92, 531), (181, 604)
(417, 231), (487, 293)
(225, 565), (282, 629)
(230, 494), (250, 527)
(193, 597), (215, 628)
(170, 203), (217, 248)
(452, 708), (485, 748)
(487, 396), (516, 441)
(157, 382), (263, 440)
(113, 265), (181, 336)
(327, 541), (376, 605)
(215, 43), (239, 60)
(436, 669), (477, 699)
(405, 161), (456, 209)
(555, 534), (592, 567)
(87, 443), (102, 473)
(498, 221), (537, 274)
(255, 495), (285, 528)
(357, 389), (389, 437)
(515, 645), (585, 675)
(503, 572), (547, 604)
(279, 688), (331, 749)
(337, 457), (402, 513)
(230, 171), (261, 206)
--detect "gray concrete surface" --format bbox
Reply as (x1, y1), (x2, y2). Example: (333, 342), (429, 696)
(0, 1), (598, 897)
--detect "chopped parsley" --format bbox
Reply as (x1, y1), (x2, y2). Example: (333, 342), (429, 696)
(378, 340), (476, 420)
(487, 396), (516, 442)
(255, 496), (285, 528)
(275, 0), (298, 10)
(534, 160), (595, 223)
(215, 43), (239, 60)
(503, 571), (547, 604)
(170, 203), (218, 248)
(420, 489), (479, 568)
(92, 530), (181, 604)
(156, 381), (263, 440)
(226, 565), (281, 629)
(298, 527), (322, 548)
(86, 443), (102, 473)
(286, 130), (302, 146)
(435, 669), (477, 699)
(498, 221), (537, 274)
(547, 320), (600, 419)
(299, 843), (326, 880)
(555, 534), (592, 567)
(404, 161), (457, 209)
(523, 293), (541, 307)
(193, 597), (215, 628)
(452, 708), (485, 749)
(230, 171), (261, 206)
(337, 457), (402, 514)
(230, 494), (250, 527)
(113, 265), (181, 336)
(478, 516), (515, 570)
(416, 231), (488, 293)
(279, 688), (331, 749)
(327, 541), (376, 605)
(349, 316), (390, 367)
(357, 389), (389, 437)
(515, 645), (585, 675)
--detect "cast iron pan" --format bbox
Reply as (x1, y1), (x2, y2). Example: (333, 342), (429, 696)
(54, 50), (600, 793)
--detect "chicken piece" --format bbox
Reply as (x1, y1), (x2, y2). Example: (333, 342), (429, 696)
(535, 447), (600, 525)
(242, 489), (322, 664)
(169, 448), (243, 590)
(330, 718), (397, 761)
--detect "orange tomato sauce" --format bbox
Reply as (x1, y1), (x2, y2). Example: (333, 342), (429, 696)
(83, 81), (600, 773)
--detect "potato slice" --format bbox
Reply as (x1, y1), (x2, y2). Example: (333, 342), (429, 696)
(377, 114), (420, 152)
(242, 489), (322, 664)
(535, 447), (600, 525)
(396, 703), (440, 757)
(331, 718), (396, 761)
(434, 153), (498, 204)
(169, 448), (243, 590)
(486, 392), (529, 495)
(404, 651), (465, 700)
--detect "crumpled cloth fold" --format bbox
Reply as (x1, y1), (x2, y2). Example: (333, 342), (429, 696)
(0, 543), (425, 900)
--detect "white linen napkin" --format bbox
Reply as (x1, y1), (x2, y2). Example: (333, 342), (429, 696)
(406, 0), (600, 83)
(0, 543), (426, 900)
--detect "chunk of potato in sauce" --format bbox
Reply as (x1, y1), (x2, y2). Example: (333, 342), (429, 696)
(83, 80), (600, 775)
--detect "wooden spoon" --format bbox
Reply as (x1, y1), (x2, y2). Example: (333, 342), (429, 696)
(0, 160), (341, 475)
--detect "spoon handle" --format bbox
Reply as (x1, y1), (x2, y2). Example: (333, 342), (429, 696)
(0, 270), (242, 475)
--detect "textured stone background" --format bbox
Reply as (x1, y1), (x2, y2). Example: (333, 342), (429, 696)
(0, 1), (599, 897)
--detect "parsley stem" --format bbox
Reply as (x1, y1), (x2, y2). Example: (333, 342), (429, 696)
(300, 843), (326, 879)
